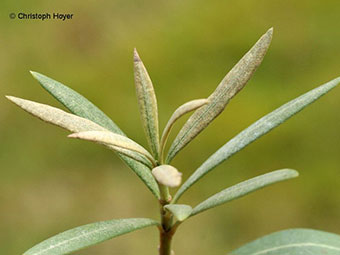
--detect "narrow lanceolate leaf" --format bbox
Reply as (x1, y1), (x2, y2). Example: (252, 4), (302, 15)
(6, 96), (107, 133)
(30, 72), (160, 198)
(164, 204), (193, 222)
(30, 71), (123, 134)
(24, 218), (159, 255)
(69, 131), (157, 167)
(231, 228), (340, 255)
(174, 76), (340, 202)
(166, 28), (273, 163)
(6, 96), (160, 198)
(160, 99), (209, 159)
(191, 169), (298, 216)
(134, 49), (160, 159)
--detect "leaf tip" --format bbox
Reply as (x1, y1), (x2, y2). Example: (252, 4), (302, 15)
(133, 48), (141, 62)
(29, 70), (41, 80)
(263, 27), (274, 43)
(5, 95), (20, 104)
(281, 168), (299, 179)
(67, 133), (79, 139)
(268, 27), (274, 34)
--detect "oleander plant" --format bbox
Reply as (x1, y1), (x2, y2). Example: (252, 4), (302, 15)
(7, 28), (340, 255)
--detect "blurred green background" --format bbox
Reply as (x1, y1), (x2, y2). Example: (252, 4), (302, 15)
(1, 0), (340, 254)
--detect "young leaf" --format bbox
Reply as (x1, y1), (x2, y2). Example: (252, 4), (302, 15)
(166, 28), (273, 163)
(174, 76), (340, 202)
(6, 96), (108, 133)
(191, 169), (298, 216)
(134, 49), (160, 159)
(160, 99), (209, 160)
(23, 218), (159, 255)
(29, 72), (160, 198)
(30, 71), (123, 134)
(152, 165), (182, 188)
(69, 131), (157, 167)
(164, 204), (193, 222)
(6, 96), (160, 198)
(112, 147), (153, 169)
(231, 228), (340, 255)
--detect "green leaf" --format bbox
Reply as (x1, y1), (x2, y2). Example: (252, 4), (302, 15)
(174, 76), (340, 202)
(134, 49), (160, 159)
(231, 228), (340, 255)
(7, 96), (160, 199)
(28, 72), (160, 199)
(191, 169), (298, 216)
(164, 204), (193, 222)
(166, 28), (273, 163)
(30, 71), (123, 134)
(24, 218), (159, 255)
(160, 98), (209, 161)
(69, 131), (156, 167)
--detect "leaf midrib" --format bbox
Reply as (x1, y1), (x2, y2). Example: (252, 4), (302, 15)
(250, 242), (340, 255)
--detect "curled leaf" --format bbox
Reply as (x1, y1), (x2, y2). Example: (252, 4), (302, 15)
(191, 169), (298, 216)
(134, 49), (160, 159)
(174, 76), (340, 202)
(160, 98), (209, 160)
(166, 28), (273, 163)
(152, 165), (182, 188)
(69, 131), (157, 167)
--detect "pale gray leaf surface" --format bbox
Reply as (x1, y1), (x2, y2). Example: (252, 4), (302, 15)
(6, 96), (108, 133)
(174, 76), (340, 201)
(114, 147), (153, 169)
(30, 71), (123, 134)
(7, 96), (160, 198)
(164, 204), (193, 222)
(69, 131), (156, 167)
(231, 228), (340, 255)
(134, 49), (160, 159)
(191, 169), (298, 216)
(24, 218), (159, 255)
(166, 28), (273, 163)
(160, 99), (208, 159)
(30, 71), (160, 198)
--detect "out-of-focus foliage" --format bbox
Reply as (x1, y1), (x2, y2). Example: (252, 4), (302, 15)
(1, 0), (340, 254)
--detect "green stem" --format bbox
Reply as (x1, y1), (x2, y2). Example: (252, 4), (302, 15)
(159, 183), (174, 255)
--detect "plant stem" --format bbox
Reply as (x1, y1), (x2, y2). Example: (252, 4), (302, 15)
(159, 184), (174, 255)
(159, 228), (173, 255)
